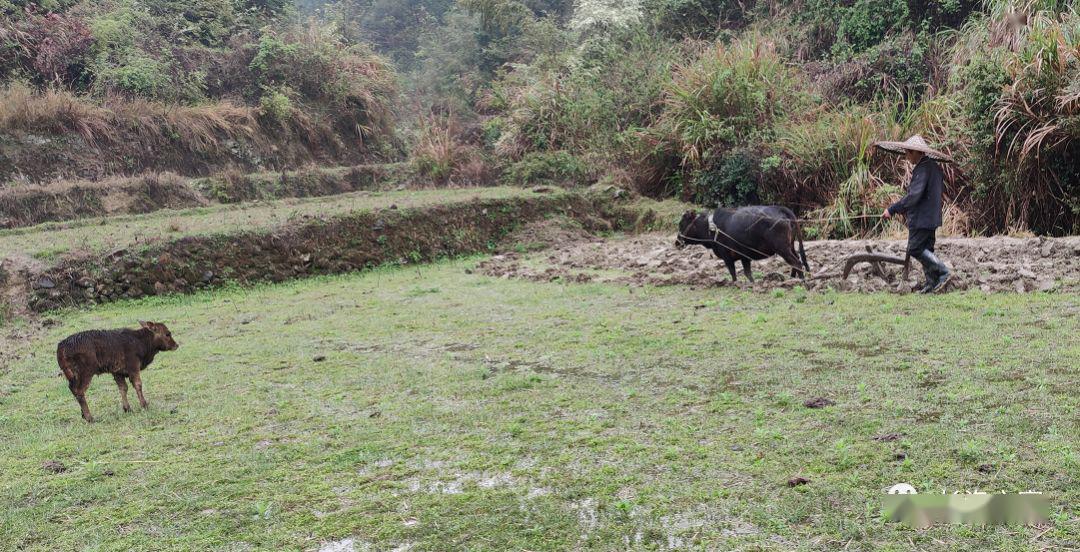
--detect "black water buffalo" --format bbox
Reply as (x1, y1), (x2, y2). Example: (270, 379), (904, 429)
(675, 206), (810, 282)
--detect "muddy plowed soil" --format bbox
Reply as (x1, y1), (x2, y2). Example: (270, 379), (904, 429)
(479, 231), (1080, 293)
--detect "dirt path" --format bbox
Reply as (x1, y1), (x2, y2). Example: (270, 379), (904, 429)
(480, 229), (1080, 293)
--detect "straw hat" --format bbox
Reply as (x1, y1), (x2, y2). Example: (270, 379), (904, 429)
(874, 135), (952, 162)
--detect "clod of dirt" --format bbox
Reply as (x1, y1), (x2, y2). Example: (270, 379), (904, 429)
(893, 452), (907, 461)
(873, 433), (902, 442)
(803, 397), (835, 409)
(42, 460), (67, 474)
(787, 476), (810, 487)
(977, 464), (994, 474)
(313, 354), (327, 362)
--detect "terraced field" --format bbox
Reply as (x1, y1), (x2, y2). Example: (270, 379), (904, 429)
(0, 187), (537, 260)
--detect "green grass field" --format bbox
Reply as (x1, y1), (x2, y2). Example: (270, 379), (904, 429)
(0, 258), (1076, 551)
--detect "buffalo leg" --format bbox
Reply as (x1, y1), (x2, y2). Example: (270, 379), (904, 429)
(131, 371), (148, 409)
(782, 251), (806, 280)
(723, 259), (737, 282)
(113, 374), (131, 412)
(741, 259), (754, 283)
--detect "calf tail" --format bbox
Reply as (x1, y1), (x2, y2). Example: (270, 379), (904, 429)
(796, 221), (810, 271)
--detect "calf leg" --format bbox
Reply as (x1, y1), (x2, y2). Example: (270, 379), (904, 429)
(113, 374), (131, 412)
(741, 259), (754, 283)
(70, 376), (93, 423)
(131, 371), (148, 409)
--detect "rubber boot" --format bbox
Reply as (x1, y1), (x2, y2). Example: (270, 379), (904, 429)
(918, 262), (936, 294)
(918, 250), (951, 293)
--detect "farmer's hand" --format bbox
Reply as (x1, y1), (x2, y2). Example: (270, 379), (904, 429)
(881, 209), (891, 219)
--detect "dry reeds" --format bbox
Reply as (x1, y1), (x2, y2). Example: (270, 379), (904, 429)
(410, 112), (493, 187)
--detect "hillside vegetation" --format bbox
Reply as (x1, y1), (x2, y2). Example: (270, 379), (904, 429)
(1, 0), (1078, 235)
(0, 1), (398, 182)
(396, 0), (1078, 235)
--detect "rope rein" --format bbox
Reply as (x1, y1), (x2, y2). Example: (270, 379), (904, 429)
(677, 209), (891, 275)
(794, 213), (883, 223)
(677, 229), (853, 281)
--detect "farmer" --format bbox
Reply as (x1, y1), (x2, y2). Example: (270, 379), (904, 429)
(875, 135), (952, 293)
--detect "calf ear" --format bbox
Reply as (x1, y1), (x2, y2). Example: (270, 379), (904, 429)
(139, 320), (152, 329)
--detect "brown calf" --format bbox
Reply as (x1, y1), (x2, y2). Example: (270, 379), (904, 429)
(56, 321), (178, 422)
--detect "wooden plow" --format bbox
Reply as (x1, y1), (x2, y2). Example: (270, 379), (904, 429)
(840, 246), (912, 282)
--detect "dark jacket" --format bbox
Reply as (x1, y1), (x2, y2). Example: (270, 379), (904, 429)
(888, 157), (943, 229)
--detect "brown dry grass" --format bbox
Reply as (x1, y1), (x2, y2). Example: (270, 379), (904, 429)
(409, 112), (494, 186)
(0, 83), (261, 150)
(0, 82), (352, 174)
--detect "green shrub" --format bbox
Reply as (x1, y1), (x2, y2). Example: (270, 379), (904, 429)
(953, 56), (1009, 187)
(503, 150), (587, 186)
(258, 85), (293, 124)
(819, 32), (932, 103)
(485, 28), (675, 164)
(248, 24), (397, 142)
(690, 147), (764, 207)
(146, 0), (237, 46)
(249, 33), (301, 83)
(652, 34), (809, 171)
(99, 54), (170, 98)
(832, 0), (910, 57)
(641, 0), (750, 39)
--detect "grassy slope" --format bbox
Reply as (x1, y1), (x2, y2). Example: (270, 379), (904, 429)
(0, 259), (1076, 551)
(0, 187), (540, 259)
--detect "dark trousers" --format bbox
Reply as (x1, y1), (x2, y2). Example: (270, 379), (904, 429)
(906, 228), (937, 257)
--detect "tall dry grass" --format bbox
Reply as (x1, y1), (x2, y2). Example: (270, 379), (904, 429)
(950, 0), (1079, 232)
(0, 82), (353, 172)
(409, 112), (493, 186)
